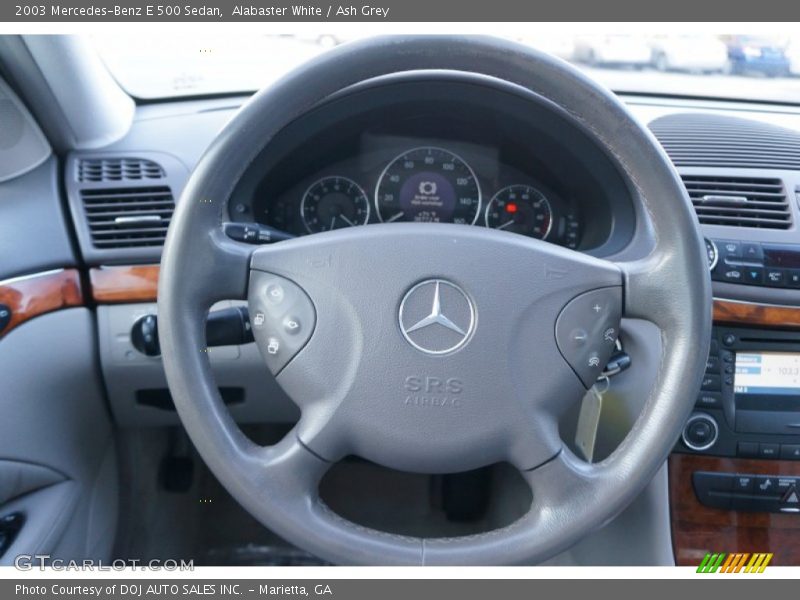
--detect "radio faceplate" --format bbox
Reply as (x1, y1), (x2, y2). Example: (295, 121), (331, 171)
(677, 326), (800, 460)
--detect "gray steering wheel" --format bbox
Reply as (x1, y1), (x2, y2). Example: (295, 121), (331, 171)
(158, 36), (711, 565)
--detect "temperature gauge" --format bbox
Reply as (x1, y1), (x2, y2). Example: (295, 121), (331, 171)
(485, 184), (553, 239)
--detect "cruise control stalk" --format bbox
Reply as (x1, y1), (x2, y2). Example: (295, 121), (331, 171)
(223, 222), (295, 244)
(131, 307), (254, 357)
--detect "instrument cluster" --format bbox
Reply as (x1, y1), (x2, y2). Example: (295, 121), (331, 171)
(233, 138), (583, 249)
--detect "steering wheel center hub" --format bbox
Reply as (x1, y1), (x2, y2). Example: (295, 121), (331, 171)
(247, 223), (621, 473)
(398, 279), (476, 355)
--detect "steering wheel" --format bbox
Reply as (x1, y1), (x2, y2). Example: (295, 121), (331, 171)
(158, 36), (711, 565)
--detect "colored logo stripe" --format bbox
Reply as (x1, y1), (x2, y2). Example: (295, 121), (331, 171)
(697, 552), (773, 573)
(721, 553), (748, 573)
(697, 553), (726, 573)
(746, 553), (773, 573)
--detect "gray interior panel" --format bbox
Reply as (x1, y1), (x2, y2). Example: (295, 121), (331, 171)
(0, 460), (64, 507)
(17, 35), (134, 150)
(0, 308), (117, 563)
(0, 156), (76, 280)
(1, 481), (80, 564)
(0, 75), (50, 182)
(101, 101), (238, 170)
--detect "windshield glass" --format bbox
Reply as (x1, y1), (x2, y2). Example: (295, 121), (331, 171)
(92, 31), (800, 103)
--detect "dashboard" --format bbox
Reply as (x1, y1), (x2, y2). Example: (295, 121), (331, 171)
(8, 64), (800, 565)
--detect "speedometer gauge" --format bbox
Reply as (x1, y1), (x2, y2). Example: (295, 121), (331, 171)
(485, 185), (553, 239)
(375, 147), (481, 224)
(301, 176), (370, 234)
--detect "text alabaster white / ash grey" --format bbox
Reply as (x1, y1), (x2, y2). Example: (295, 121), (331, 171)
(232, 4), (390, 17)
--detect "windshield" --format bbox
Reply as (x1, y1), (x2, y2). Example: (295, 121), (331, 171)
(92, 31), (800, 104)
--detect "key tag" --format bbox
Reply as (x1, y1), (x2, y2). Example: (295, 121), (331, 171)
(575, 375), (610, 463)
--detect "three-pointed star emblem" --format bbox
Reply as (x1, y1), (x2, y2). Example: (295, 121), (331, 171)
(404, 281), (466, 336)
(398, 279), (476, 355)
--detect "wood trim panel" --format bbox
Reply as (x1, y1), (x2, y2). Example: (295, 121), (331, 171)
(84, 268), (800, 321)
(669, 454), (800, 566)
(0, 269), (84, 339)
(713, 299), (800, 329)
(89, 265), (159, 304)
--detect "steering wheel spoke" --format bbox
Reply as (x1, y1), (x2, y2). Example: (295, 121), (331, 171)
(421, 450), (597, 566)
(247, 430), (332, 499)
(616, 253), (673, 324)
(201, 231), (254, 304)
(522, 449), (597, 509)
(159, 224), (253, 315)
(246, 430), (426, 565)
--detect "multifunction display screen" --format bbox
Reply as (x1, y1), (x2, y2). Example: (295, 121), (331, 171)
(735, 352), (800, 396)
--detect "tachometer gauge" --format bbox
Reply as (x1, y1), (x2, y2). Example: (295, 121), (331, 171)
(485, 185), (553, 239)
(301, 176), (370, 234)
(375, 147), (481, 224)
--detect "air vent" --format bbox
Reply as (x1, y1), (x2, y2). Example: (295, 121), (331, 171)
(650, 114), (800, 170)
(77, 157), (165, 182)
(682, 175), (791, 229)
(80, 186), (174, 248)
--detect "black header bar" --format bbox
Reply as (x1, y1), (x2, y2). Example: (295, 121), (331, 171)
(3, 0), (797, 22)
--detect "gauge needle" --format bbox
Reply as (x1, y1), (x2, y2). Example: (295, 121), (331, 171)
(339, 214), (356, 227)
(386, 211), (405, 223)
(497, 219), (515, 230)
(329, 217), (336, 231)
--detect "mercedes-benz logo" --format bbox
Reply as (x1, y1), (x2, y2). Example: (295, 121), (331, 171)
(399, 279), (476, 355)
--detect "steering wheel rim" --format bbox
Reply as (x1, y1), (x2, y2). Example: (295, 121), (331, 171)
(157, 35), (712, 565)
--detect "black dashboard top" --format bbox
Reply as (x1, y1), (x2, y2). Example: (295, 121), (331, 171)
(226, 77), (637, 255)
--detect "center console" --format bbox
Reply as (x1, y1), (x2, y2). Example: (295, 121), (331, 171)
(677, 325), (800, 514)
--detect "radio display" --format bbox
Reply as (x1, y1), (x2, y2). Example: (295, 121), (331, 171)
(735, 352), (800, 396)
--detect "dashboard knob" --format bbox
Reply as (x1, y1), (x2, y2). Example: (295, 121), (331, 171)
(682, 413), (719, 451)
(131, 314), (160, 356)
(704, 238), (718, 271)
